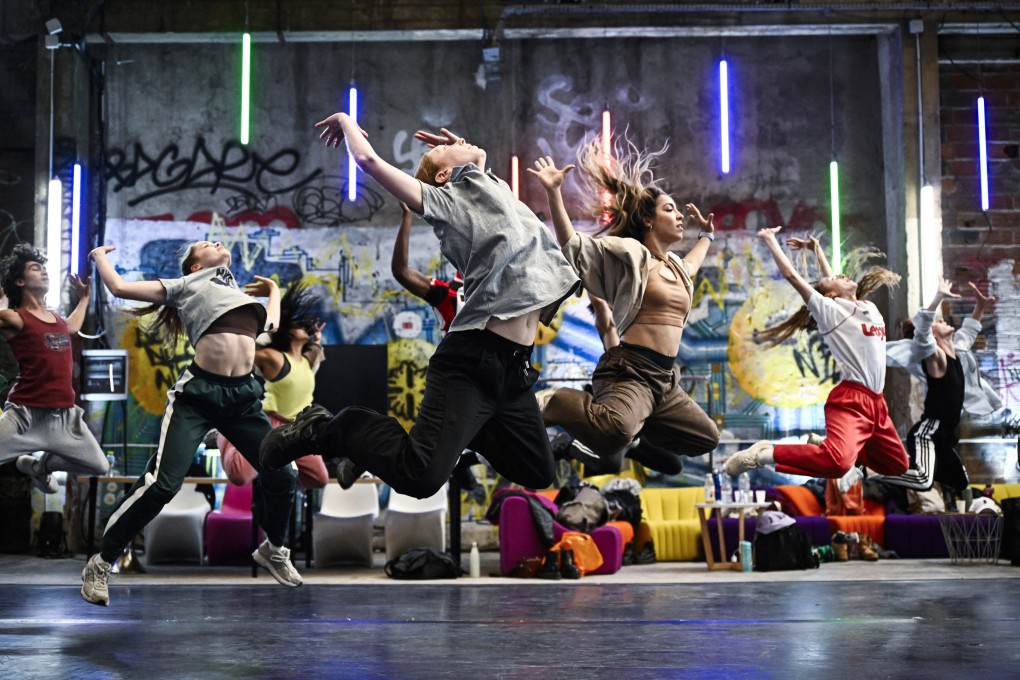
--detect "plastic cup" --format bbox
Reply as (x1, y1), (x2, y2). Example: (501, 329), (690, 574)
(956, 499), (967, 513)
(754, 490), (766, 504)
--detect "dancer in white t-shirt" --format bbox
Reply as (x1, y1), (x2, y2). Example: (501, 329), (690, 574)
(724, 226), (909, 480)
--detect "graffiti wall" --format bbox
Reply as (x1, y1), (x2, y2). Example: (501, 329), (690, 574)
(85, 33), (1017, 489)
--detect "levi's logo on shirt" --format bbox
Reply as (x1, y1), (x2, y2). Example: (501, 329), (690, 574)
(861, 324), (886, 338)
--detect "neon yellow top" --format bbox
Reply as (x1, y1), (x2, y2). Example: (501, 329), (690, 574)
(262, 354), (315, 420)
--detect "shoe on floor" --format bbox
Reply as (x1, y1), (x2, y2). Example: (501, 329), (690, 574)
(536, 550), (561, 580)
(81, 554), (111, 606)
(260, 404), (333, 471)
(635, 540), (657, 565)
(724, 441), (773, 476)
(16, 455), (59, 494)
(560, 548), (582, 579)
(253, 540), (303, 587)
(859, 534), (880, 562)
(806, 432), (825, 446)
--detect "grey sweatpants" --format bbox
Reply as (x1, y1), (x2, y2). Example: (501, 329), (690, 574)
(0, 402), (110, 475)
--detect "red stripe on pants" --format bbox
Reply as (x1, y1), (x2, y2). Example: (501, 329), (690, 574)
(773, 381), (908, 478)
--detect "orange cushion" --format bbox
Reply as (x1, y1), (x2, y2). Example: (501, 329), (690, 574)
(776, 485), (824, 517)
(606, 520), (635, 547)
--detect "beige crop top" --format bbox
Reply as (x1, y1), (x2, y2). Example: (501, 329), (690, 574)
(629, 257), (691, 328)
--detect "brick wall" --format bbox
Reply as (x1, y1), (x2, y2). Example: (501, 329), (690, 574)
(940, 63), (1020, 299)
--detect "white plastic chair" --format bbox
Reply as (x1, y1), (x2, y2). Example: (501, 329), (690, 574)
(144, 483), (211, 564)
(312, 479), (380, 567)
(384, 484), (448, 561)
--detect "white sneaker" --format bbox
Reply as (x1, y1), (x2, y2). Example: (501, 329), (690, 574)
(535, 387), (560, 412)
(253, 540), (303, 587)
(16, 455), (59, 494)
(724, 441), (773, 476)
(81, 554), (111, 606)
(837, 466), (864, 494)
(806, 433), (825, 446)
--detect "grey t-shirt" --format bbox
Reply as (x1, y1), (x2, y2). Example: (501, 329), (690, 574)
(419, 164), (580, 332)
(158, 266), (267, 346)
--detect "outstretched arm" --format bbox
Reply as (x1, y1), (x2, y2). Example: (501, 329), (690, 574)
(89, 246), (168, 303)
(969, 281), (995, 321)
(244, 276), (281, 333)
(920, 277), (960, 378)
(759, 227), (816, 303)
(315, 113), (424, 213)
(787, 235), (833, 279)
(681, 204), (715, 275)
(527, 156), (576, 247)
(391, 202), (432, 300)
(65, 275), (91, 335)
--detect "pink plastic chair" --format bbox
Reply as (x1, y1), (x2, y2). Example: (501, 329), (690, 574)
(204, 482), (264, 566)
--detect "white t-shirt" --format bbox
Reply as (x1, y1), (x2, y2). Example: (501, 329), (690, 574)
(807, 291), (887, 393)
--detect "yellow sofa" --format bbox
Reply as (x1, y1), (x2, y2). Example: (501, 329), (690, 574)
(972, 483), (1020, 504)
(639, 487), (704, 561)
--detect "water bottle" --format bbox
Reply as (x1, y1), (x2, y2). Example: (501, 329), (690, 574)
(738, 472), (751, 504)
(105, 451), (118, 476)
(704, 474), (716, 503)
(713, 467), (722, 502)
(469, 541), (480, 578)
(720, 473), (732, 504)
(739, 540), (753, 572)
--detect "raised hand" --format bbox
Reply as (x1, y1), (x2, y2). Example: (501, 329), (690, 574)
(68, 274), (91, 298)
(314, 113), (367, 149)
(936, 276), (961, 300)
(414, 128), (462, 149)
(244, 275), (279, 298)
(968, 281), (996, 306)
(684, 203), (714, 233)
(786, 235), (820, 252)
(88, 245), (116, 261)
(758, 226), (783, 240)
(527, 156), (575, 191)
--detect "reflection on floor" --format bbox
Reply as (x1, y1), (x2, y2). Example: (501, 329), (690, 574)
(0, 554), (1017, 677)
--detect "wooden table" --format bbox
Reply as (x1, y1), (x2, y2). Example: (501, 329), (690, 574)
(695, 502), (772, 571)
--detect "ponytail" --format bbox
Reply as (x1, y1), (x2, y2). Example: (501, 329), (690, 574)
(131, 243), (198, 349)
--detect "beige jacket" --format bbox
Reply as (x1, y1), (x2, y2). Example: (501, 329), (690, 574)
(562, 231), (694, 337)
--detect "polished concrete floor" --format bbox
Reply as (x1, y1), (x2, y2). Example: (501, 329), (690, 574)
(1, 553), (1018, 678)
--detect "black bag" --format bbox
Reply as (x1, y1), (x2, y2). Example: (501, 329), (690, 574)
(384, 548), (461, 580)
(35, 511), (69, 558)
(1000, 497), (1020, 566)
(754, 525), (818, 571)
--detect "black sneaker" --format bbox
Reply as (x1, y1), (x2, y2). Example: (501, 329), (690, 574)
(635, 541), (657, 565)
(560, 548), (582, 579)
(334, 457), (366, 490)
(536, 550), (561, 580)
(260, 404), (334, 471)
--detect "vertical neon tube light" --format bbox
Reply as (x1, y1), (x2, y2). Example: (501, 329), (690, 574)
(46, 178), (62, 308)
(511, 155), (520, 199)
(829, 161), (842, 275)
(71, 163), (82, 276)
(240, 33), (251, 144)
(348, 86), (358, 202)
(919, 184), (938, 304)
(977, 96), (989, 211)
(720, 60), (730, 174)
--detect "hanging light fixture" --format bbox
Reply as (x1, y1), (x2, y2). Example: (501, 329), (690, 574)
(977, 95), (989, 212)
(71, 163), (83, 276)
(240, 32), (251, 144)
(719, 59), (730, 174)
(46, 178), (62, 308)
(347, 85), (358, 201)
(827, 34), (841, 274)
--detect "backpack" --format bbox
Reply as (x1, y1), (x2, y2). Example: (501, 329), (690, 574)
(754, 524), (818, 571)
(1000, 497), (1020, 566)
(384, 548), (461, 580)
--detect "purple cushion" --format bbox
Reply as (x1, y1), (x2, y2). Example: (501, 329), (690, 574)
(884, 514), (949, 558)
(498, 495), (623, 576)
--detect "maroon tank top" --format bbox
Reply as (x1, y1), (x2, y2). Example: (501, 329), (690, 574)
(6, 308), (75, 408)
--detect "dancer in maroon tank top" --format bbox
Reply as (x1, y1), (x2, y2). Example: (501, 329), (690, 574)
(0, 244), (109, 494)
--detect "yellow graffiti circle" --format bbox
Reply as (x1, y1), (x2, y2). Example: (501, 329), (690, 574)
(534, 306), (564, 346)
(387, 338), (436, 432)
(120, 316), (194, 415)
(728, 282), (833, 409)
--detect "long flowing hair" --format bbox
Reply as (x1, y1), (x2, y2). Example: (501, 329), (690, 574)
(266, 281), (320, 353)
(755, 248), (901, 347)
(576, 134), (670, 240)
(132, 243), (200, 348)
